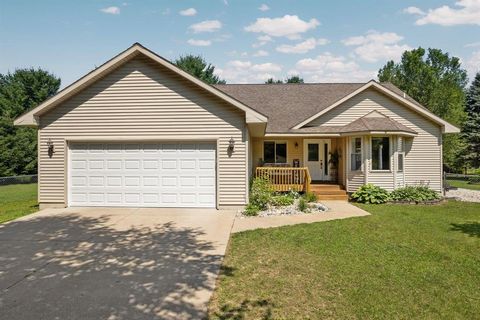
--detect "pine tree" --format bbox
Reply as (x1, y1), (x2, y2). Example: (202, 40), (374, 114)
(461, 72), (480, 168)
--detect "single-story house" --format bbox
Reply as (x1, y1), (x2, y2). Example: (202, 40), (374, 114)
(15, 43), (459, 209)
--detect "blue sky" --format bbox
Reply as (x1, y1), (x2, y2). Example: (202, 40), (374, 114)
(1, 0), (479, 87)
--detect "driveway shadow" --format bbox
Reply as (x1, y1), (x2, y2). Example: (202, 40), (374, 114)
(0, 213), (223, 319)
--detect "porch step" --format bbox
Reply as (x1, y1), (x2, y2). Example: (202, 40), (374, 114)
(316, 194), (349, 201)
(310, 184), (348, 201)
(310, 184), (344, 191)
(314, 189), (348, 195)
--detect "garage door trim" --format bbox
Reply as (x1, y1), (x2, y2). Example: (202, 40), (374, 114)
(66, 139), (218, 208)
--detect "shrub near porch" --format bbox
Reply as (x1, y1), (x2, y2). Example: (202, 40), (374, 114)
(208, 201), (480, 319)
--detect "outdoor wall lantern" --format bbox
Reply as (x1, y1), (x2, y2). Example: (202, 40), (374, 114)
(294, 141), (299, 149)
(228, 137), (235, 152)
(47, 139), (55, 158)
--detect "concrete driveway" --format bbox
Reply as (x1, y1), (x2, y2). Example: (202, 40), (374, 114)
(0, 207), (236, 320)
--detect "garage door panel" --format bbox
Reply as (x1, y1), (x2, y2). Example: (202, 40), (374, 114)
(69, 142), (216, 207)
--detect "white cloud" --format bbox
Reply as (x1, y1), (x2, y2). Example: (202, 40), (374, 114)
(342, 30), (411, 63)
(245, 15), (320, 39)
(466, 50), (480, 79)
(100, 6), (120, 15)
(216, 60), (282, 83)
(252, 35), (274, 48)
(259, 4), (270, 11)
(253, 50), (269, 57)
(466, 41), (480, 47)
(276, 38), (329, 54)
(189, 20), (222, 33)
(403, 6), (425, 15)
(294, 53), (376, 82)
(187, 39), (211, 46)
(179, 8), (197, 16)
(405, 0), (480, 26)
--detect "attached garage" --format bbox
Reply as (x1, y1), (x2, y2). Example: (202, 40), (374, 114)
(13, 44), (268, 209)
(68, 142), (216, 208)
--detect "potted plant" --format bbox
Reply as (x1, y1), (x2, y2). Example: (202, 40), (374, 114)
(329, 149), (340, 182)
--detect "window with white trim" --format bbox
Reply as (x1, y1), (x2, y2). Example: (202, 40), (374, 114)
(263, 141), (287, 164)
(350, 137), (362, 171)
(397, 137), (404, 172)
(371, 137), (390, 170)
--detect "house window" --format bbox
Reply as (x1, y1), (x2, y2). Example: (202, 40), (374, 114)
(371, 137), (390, 170)
(350, 137), (362, 171)
(263, 141), (287, 164)
(397, 153), (404, 172)
(397, 137), (404, 172)
(307, 144), (319, 161)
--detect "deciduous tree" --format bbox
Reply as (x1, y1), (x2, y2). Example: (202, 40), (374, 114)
(378, 47), (468, 170)
(0, 69), (60, 176)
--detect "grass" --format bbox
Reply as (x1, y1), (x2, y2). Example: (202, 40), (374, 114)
(0, 183), (38, 224)
(447, 179), (480, 191)
(209, 201), (480, 319)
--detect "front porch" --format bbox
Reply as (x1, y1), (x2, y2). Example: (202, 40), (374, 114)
(253, 137), (348, 200)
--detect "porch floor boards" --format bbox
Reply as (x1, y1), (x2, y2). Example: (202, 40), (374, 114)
(310, 183), (349, 201)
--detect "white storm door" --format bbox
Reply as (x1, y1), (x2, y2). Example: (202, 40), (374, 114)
(304, 139), (331, 181)
(68, 142), (216, 208)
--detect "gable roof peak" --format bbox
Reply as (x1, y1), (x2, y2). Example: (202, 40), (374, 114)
(14, 43), (267, 126)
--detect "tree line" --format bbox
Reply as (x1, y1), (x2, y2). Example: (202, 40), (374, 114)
(0, 50), (478, 177)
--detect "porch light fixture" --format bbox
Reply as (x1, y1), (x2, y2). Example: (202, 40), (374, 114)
(228, 137), (235, 152)
(294, 141), (299, 149)
(47, 139), (55, 158)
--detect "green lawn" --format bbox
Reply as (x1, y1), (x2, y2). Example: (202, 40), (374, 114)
(209, 201), (480, 319)
(0, 183), (38, 224)
(447, 179), (480, 191)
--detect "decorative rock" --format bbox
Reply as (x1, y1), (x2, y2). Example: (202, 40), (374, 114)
(240, 198), (329, 217)
(446, 188), (480, 203)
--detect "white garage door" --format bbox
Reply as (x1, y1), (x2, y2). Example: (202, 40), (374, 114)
(68, 142), (216, 207)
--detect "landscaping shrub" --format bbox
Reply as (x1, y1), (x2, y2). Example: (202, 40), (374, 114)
(249, 176), (274, 210)
(297, 197), (307, 212)
(270, 194), (295, 207)
(351, 184), (390, 204)
(390, 185), (439, 202)
(243, 203), (260, 216)
(303, 192), (317, 203)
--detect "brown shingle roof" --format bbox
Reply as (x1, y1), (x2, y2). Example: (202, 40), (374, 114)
(215, 82), (420, 134)
(214, 83), (364, 133)
(340, 114), (417, 134)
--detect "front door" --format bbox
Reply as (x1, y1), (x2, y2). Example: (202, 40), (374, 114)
(304, 139), (331, 181)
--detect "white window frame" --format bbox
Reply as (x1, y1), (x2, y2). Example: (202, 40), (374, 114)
(350, 136), (363, 172)
(370, 136), (392, 172)
(263, 140), (288, 164)
(397, 137), (405, 173)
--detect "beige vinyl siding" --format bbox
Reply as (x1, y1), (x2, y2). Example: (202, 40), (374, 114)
(312, 89), (442, 192)
(38, 56), (247, 207)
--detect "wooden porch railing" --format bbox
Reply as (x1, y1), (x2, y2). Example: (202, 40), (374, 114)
(256, 167), (311, 192)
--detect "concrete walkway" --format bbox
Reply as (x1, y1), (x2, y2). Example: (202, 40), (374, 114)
(0, 207), (236, 320)
(232, 201), (370, 233)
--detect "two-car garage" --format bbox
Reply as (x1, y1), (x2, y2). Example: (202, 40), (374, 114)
(68, 142), (216, 208)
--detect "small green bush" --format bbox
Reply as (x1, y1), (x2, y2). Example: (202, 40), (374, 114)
(298, 198), (308, 212)
(244, 203), (260, 216)
(390, 185), (439, 202)
(249, 177), (274, 210)
(351, 184), (390, 204)
(303, 192), (317, 203)
(271, 194), (295, 207)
